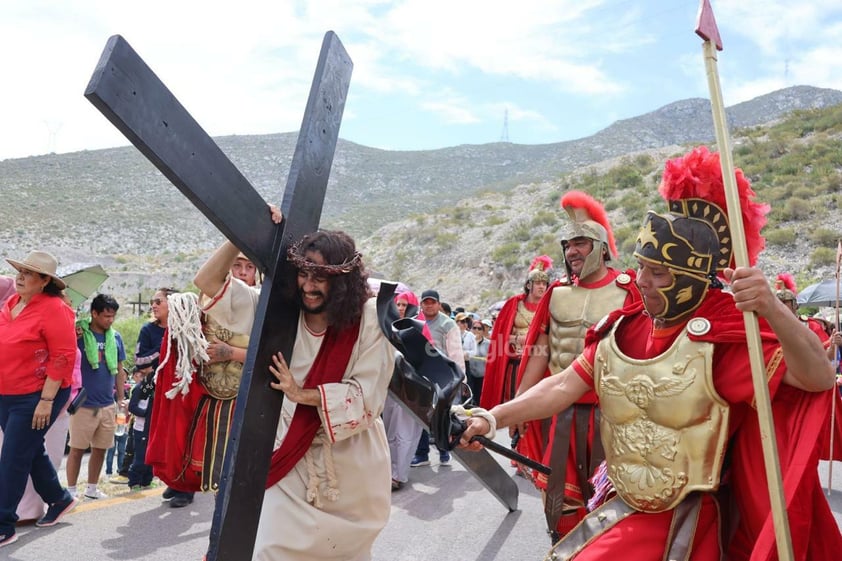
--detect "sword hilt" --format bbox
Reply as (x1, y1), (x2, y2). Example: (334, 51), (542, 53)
(448, 413), (551, 476)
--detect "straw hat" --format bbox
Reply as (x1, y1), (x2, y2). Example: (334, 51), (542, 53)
(6, 251), (66, 289)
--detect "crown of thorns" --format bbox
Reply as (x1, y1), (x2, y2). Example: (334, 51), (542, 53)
(286, 241), (362, 275)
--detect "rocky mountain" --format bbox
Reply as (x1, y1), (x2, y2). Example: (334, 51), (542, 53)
(2, 85), (841, 312)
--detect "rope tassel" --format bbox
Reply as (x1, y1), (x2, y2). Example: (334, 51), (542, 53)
(159, 292), (210, 399)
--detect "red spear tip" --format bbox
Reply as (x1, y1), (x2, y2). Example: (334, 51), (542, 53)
(695, 0), (723, 51)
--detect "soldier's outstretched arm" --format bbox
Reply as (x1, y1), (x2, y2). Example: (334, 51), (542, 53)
(460, 366), (589, 448)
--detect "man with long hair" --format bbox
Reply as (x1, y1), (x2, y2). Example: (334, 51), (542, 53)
(195, 230), (395, 561)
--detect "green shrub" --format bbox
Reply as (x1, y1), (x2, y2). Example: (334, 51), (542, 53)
(511, 222), (532, 242)
(782, 198), (812, 220)
(809, 228), (840, 246)
(491, 242), (522, 267)
(434, 232), (458, 248)
(809, 246), (836, 267)
(765, 228), (796, 246)
(529, 210), (557, 228)
(792, 187), (814, 200)
(113, 314), (147, 371)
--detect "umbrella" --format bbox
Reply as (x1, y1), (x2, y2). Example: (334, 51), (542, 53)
(796, 278), (842, 308)
(488, 299), (507, 315)
(58, 263), (109, 309)
(367, 277), (411, 296)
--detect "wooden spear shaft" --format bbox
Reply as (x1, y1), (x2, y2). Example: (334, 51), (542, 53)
(696, 2), (793, 559)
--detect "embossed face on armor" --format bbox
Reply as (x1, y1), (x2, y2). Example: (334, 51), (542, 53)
(593, 330), (729, 512)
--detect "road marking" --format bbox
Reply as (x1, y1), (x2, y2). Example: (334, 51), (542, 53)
(72, 486), (165, 515)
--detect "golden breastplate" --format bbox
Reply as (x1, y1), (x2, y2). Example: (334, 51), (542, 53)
(512, 301), (535, 337)
(594, 318), (729, 512)
(547, 278), (629, 373)
(200, 315), (249, 400)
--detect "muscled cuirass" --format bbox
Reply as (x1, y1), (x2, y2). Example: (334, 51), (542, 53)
(547, 275), (630, 373)
(594, 318), (729, 513)
(510, 301), (536, 356)
(199, 314), (249, 400)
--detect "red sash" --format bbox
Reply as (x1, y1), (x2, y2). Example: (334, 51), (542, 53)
(265, 320), (360, 488)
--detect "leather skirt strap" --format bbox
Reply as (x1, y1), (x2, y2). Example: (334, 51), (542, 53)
(544, 496), (635, 560)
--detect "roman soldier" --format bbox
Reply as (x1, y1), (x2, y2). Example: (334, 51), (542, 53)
(481, 254), (553, 410)
(514, 191), (641, 541)
(461, 146), (842, 560)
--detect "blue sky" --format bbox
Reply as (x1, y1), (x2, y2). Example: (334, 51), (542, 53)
(2, 0), (841, 161)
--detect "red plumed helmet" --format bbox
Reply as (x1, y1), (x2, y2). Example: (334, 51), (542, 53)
(775, 273), (797, 294)
(659, 146), (769, 268)
(527, 255), (553, 283)
(559, 191), (618, 259)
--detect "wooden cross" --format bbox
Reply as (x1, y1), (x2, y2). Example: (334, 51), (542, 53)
(127, 292), (146, 316)
(84, 32), (352, 560)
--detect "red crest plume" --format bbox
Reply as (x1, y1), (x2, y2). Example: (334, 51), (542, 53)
(530, 255), (553, 272)
(659, 146), (769, 267)
(775, 273), (797, 294)
(560, 191), (618, 257)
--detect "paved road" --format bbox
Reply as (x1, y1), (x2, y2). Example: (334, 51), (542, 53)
(5, 451), (841, 561)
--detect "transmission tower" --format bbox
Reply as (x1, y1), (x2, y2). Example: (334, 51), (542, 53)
(500, 108), (510, 143)
(44, 120), (63, 154)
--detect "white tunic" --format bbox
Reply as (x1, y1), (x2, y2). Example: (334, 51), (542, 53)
(204, 278), (395, 561)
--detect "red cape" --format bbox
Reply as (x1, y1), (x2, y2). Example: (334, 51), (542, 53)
(146, 330), (209, 492)
(580, 290), (842, 560)
(480, 292), (525, 409)
(819, 385), (842, 462)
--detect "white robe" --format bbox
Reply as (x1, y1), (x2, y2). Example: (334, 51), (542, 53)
(204, 279), (395, 561)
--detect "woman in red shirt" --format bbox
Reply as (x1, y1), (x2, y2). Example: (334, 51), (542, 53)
(0, 251), (79, 548)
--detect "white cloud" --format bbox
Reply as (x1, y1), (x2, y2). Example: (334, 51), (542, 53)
(1, 0), (841, 158)
(420, 92), (482, 125)
(375, 0), (636, 95)
(718, 0), (842, 55)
